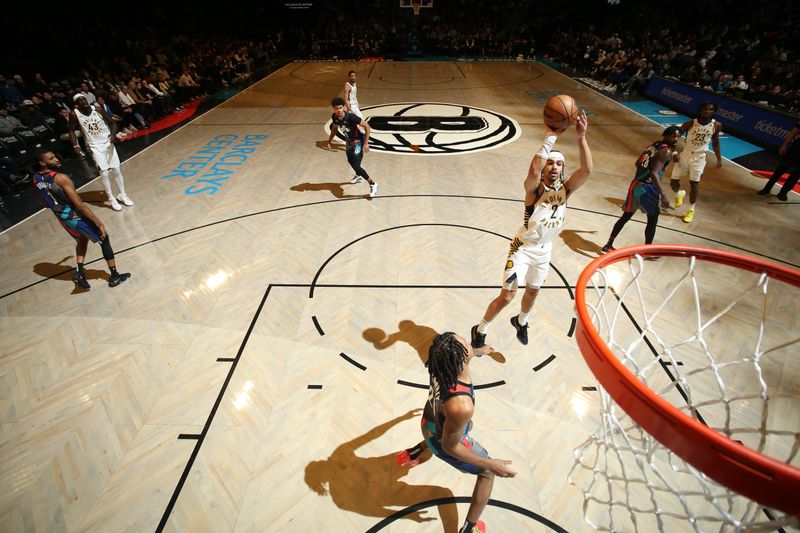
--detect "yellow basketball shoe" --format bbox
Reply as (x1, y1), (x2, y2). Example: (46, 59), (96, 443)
(673, 189), (686, 209)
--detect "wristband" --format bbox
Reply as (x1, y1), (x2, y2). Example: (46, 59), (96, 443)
(536, 134), (557, 160)
(73, 144), (80, 148)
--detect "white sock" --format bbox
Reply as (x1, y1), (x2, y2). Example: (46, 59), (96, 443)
(518, 311), (531, 326)
(111, 168), (127, 197)
(478, 319), (490, 334)
(688, 202), (696, 211)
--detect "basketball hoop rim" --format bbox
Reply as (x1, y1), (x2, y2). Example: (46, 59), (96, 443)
(575, 244), (800, 518)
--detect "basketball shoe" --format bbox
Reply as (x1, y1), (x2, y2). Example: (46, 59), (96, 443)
(108, 272), (131, 287)
(510, 316), (529, 345)
(673, 189), (686, 209)
(470, 325), (486, 349)
(73, 271), (90, 289)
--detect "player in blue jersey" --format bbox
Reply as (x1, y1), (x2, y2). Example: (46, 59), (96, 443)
(32, 150), (131, 289)
(601, 126), (681, 253)
(326, 96), (378, 198)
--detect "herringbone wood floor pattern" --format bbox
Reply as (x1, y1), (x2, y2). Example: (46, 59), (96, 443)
(1, 61), (797, 532)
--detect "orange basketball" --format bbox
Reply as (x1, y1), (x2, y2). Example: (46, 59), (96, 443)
(543, 94), (579, 131)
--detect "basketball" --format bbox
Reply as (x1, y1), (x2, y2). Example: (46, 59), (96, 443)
(543, 94), (579, 131)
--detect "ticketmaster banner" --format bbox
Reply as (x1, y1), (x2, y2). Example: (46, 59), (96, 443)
(645, 76), (797, 149)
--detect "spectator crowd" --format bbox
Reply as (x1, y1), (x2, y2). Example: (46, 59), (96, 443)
(1, 0), (797, 199)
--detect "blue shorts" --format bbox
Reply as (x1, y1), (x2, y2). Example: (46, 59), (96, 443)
(422, 417), (490, 474)
(624, 180), (660, 216)
(60, 218), (102, 242)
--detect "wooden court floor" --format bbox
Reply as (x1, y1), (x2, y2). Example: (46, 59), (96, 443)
(1, 61), (798, 532)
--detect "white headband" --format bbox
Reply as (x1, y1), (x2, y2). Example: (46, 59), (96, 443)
(548, 150), (565, 163)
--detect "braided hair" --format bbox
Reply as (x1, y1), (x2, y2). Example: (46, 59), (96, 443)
(427, 332), (468, 391)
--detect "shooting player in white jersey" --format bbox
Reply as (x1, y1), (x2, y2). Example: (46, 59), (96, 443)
(471, 110), (593, 349)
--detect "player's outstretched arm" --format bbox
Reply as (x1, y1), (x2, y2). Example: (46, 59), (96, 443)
(525, 124), (566, 195)
(565, 110), (593, 195)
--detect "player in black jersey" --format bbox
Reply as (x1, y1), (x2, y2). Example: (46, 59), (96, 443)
(420, 332), (516, 533)
(326, 97), (378, 198)
(32, 150), (130, 289)
(601, 126), (681, 253)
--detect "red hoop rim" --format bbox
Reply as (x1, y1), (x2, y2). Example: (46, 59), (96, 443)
(575, 244), (800, 517)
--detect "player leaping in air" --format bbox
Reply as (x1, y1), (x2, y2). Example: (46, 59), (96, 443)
(471, 111), (593, 349)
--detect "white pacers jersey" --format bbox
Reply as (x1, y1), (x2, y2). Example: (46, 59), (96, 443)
(510, 184), (567, 251)
(74, 107), (110, 147)
(346, 81), (362, 117)
(684, 119), (716, 153)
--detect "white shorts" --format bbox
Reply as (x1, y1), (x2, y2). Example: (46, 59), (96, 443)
(88, 142), (120, 172)
(674, 151), (707, 182)
(350, 104), (363, 119)
(502, 242), (552, 290)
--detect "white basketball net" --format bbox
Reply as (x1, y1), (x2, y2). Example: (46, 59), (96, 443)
(569, 253), (800, 532)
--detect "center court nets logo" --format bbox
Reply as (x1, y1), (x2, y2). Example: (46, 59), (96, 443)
(324, 102), (520, 155)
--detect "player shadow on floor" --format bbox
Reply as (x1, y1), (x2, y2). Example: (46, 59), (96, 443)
(78, 190), (115, 209)
(603, 196), (685, 220)
(33, 256), (108, 294)
(304, 409), (458, 531)
(315, 140), (345, 151)
(364, 320), (505, 365)
(559, 229), (603, 258)
(290, 181), (363, 199)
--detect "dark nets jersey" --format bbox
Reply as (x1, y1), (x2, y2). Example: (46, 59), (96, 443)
(331, 111), (364, 146)
(423, 375), (475, 440)
(634, 141), (671, 183)
(33, 171), (82, 221)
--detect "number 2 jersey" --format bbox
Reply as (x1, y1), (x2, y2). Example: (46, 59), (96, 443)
(510, 183), (567, 250)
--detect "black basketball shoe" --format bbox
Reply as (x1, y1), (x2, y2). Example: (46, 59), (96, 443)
(510, 316), (529, 345)
(470, 325), (486, 349)
(108, 272), (131, 287)
(72, 271), (91, 289)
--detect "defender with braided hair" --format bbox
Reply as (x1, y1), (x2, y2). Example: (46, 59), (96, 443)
(420, 332), (516, 533)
